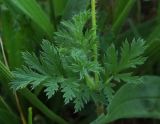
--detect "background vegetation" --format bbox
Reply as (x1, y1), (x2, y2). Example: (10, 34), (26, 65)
(0, 0), (160, 124)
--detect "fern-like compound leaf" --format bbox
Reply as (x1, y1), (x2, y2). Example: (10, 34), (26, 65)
(61, 79), (80, 104)
(44, 77), (64, 99)
(10, 11), (148, 114)
(105, 38), (147, 84)
(118, 38), (147, 72)
(11, 67), (48, 91)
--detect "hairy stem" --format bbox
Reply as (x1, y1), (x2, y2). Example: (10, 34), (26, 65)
(91, 0), (99, 88)
(91, 0), (104, 115)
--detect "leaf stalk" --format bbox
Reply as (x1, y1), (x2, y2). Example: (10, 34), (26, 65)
(91, 0), (99, 88)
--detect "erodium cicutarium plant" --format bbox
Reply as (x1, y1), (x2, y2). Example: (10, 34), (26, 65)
(11, 0), (147, 117)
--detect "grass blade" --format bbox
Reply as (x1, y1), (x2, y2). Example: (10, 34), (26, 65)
(1, 9), (23, 68)
(112, 0), (136, 34)
(5, 0), (54, 36)
(0, 109), (19, 124)
(94, 76), (160, 124)
(53, 0), (68, 16)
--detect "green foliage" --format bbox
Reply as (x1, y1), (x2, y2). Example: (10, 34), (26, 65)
(1, 8), (25, 68)
(5, 0), (54, 36)
(0, 109), (19, 124)
(73, 84), (91, 112)
(1, 0), (160, 123)
(44, 78), (59, 99)
(0, 60), (68, 124)
(0, 97), (19, 124)
(10, 11), (100, 112)
(11, 67), (48, 90)
(11, 11), (147, 114)
(11, 41), (62, 93)
(62, 0), (90, 19)
(112, 0), (136, 33)
(92, 76), (160, 124)
(105, 38), (147, 84)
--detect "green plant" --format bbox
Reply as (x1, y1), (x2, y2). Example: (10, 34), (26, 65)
(1, 0), (160, 124)
(92, 76), (160, 124)
(10, 2), (148, 123)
